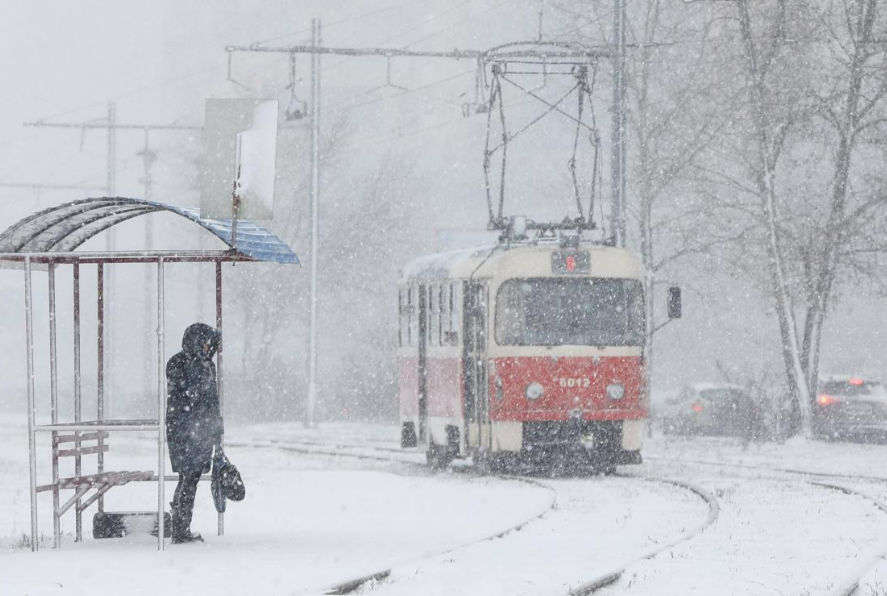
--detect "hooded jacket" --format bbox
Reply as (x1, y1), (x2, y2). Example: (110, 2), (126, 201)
(166, 323), (223, 474)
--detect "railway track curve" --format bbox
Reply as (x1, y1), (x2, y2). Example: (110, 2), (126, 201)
(232, 438), (557, 595)
(236, 438), (720, 596)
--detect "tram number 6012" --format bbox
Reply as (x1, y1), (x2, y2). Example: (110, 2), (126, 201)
(557, 377), (591, 388)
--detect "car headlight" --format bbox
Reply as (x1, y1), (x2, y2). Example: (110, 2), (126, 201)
(607, 383), (625, 400)
(525, 382), (544, 400)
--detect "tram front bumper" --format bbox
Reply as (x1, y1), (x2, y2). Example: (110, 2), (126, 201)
(520, 419), (643, 465)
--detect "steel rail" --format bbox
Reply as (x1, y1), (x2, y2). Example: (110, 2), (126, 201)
(230, 438), (557, 595)
(234, 438), (721, 595)
(566, 475), (720, 595)
(645, 454), (887, 595)
(814, 482), (887, 596)
(644, 455), (887, 484)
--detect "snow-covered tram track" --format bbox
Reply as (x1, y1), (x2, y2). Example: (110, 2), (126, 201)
(805, 482), (887, 596)
(645, 455), (887, 484)
(237, 439), (723, 595)
(231, 438), (558, 595)
(228, 438), (424, 468)
(635, 456), (887, 595)
(565, 475), (720, 596)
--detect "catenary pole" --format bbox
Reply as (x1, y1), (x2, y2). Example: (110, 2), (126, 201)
(610, 0), (627, 246)
(106, 104), (116, 417)
(140, 129), (156, 390)
(307, 18), (322, 428)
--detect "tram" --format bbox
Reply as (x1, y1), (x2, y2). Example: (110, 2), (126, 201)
(397, 231), (678, 472)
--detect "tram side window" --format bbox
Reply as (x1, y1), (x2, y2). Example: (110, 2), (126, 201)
(429, 284), (440, 346)
(440, 284), (450, 346)
(398, 288), (409, 347)
(443, 282), (459, 346)
(437, 284), (445, 346)
(409, 286), (419, 347)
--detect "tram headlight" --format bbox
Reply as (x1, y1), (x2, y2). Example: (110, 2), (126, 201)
(525, 382), (544, 400)
(607, 383), (625, 400)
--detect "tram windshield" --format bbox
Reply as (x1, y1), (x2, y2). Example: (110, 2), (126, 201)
(495, 278), (645, 347)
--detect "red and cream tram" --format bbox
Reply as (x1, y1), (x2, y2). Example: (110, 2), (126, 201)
(398, 237), (664, 472)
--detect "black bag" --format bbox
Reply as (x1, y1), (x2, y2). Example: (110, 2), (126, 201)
(211, 448), (246, 514)
(93, 511), (171, 539)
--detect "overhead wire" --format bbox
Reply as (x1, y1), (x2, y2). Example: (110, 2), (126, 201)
(322, 0), (477, 74)
(250, 0), (439, 47)
(32, 2), (464, 126)
(401, 0), (524, 49)
(325, 68), (478, 114)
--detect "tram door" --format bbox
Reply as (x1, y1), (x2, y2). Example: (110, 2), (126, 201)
(416, 284), (429, 444)
(462, 281), (490, 450)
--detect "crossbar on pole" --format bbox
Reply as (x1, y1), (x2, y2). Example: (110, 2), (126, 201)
(224, 44), (609, 60)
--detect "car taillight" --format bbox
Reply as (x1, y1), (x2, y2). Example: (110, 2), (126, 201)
(818, 394), (838, 406)
(691, 403), (704, 412)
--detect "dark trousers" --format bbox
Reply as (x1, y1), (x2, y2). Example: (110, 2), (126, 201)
(171, 471), (202, 537)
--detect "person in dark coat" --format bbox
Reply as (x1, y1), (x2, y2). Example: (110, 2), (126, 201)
(166, 323), (223, 543)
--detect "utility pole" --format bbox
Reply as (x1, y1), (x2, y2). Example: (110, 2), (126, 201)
(610, 0), (628, 246)
(138, 129), (157, 388)
(107, 103), (117, 248)
(24, 112), (200, 409)
(226, 28), (607, 427)
(106, 102), (116, 417)
(307, 18), (322, 428)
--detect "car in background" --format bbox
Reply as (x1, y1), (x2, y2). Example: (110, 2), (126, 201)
(814, 376), (887, 441)
(659, 383), (763, 438)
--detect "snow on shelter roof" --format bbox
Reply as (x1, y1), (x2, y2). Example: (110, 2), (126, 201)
(0, 197), (299, 264)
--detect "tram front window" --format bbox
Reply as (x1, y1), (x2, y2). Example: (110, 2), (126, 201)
(495, 278), (644, 347)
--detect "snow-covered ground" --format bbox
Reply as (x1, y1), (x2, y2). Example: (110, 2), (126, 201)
(0, 418), (551, 595)
(3, 416), (887, 596)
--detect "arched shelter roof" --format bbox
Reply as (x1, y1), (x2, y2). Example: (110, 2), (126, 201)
(0, 197), (298, 264)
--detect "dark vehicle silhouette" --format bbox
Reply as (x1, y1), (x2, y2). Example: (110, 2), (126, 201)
(814, 376), (887, 442)
(660, 383), (762, 439)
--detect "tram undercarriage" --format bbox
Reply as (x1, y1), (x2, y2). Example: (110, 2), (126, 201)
(403, 418), (643, 474)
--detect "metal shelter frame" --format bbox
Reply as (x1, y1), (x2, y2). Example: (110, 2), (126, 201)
(0, 197), (299, 551)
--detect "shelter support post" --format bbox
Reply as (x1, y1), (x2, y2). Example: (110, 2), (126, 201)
(97, 263), (105, 514)
(216, 259), (224, 537)
(48, 264), (60, 548)
(157, 257), (166, 550)
(73, 264), (82, 539)
(25, 256), (38, 552)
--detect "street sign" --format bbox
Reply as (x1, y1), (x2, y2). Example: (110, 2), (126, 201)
(201, 99), (278, 220)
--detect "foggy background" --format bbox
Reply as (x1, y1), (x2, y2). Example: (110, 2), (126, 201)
(1, 0), (886, 425)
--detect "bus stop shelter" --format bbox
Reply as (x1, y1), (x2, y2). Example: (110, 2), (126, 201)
(0, 197), (299, 551)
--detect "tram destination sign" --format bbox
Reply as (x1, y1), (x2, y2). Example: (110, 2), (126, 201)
(551, 250), (590, 275)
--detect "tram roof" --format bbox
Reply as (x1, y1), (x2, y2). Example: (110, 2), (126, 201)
(0, 197), (299, 265)
(400, 241), (643, 283)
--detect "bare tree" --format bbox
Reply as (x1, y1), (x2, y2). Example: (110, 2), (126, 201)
(698, 0), (887, 437)
(559, 0), (737, 394)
